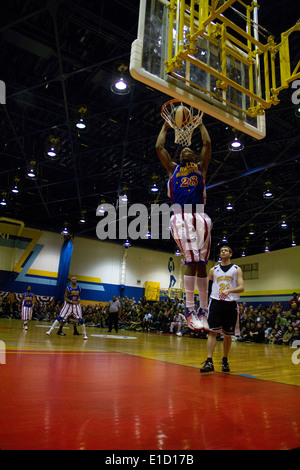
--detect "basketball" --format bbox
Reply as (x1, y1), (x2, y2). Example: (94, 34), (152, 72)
(175, 105), (191, 128)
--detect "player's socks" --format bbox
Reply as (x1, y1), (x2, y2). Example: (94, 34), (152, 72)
(195, 277), (209, 330)
(46, 319), (60, 335)
(183, 275), (205, 329)
(184, 275), (196, 310)
(81, 323), (88, 340)
(196, 276), (208, 310)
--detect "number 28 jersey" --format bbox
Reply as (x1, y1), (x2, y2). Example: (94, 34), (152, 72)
(168, 162), (206, 206)
(210, 264), (240, 302)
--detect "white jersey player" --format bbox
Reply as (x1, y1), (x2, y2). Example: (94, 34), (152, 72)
(200, 245), (244, 373)
(210, 263), (241, 302)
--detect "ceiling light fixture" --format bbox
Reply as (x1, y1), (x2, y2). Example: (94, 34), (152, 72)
(27, 168), (35, 178)
(291, 230), (296, 247)
(249, 224), (255, 235)
(280, 216), (288, 228)
(265, 238), (270, 252)
(76, 118), (86, 129)
(45, 135), (60, 159)
(263, 181), (273, 199)
(123, 239), (131, 248)
(75, 105), (89, 132)
(111, 64), (131, 95)
(114, 78), (127, 91)
(12, 177), (20, 194)
(121, 186), (129, 202)
(226, 196), (233, 210)
(27, 161), (37, 179)
(0, 192), (7, 206)
(97, 199), (106, 215)
(229, 137), (244, 151)
(61, 224), (69, 236)
(79, 210), (86, 224)
(150, 174), (159, 193)
(228, 129), (244, 151)
(222, 231), (228, 243)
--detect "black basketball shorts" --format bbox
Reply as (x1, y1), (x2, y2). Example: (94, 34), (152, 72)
(208, 298), (239, 336)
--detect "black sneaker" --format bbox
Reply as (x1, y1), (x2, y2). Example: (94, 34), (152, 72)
(222, 358), (230, 372)
(200, 359), (214, 373)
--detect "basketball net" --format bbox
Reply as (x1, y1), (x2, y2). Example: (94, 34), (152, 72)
(161, 99), (204, 147)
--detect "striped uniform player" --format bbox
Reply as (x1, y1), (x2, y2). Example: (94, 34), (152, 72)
(167, 161), (212, 265)
(156, 118), (212, 330)
(46, 277), (87, 339)
(21, 286), (34, 330)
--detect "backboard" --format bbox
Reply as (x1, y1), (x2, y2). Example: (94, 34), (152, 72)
(130, 0), (267, 139)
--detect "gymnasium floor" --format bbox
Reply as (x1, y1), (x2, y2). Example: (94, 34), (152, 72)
(0, 318), (299, 451)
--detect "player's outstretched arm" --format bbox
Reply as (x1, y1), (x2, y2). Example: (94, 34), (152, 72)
(198, 122), (211, 179)
(156, 122), (176, 174)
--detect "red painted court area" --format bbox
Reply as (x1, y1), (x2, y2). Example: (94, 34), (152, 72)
(1, 350), (299, 450)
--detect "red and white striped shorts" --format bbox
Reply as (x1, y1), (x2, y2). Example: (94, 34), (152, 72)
(58, 302), (83, 321)
(170, 211), (212, 264)
(21, 306), (32, 321)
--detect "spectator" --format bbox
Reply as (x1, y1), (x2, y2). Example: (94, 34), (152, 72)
(292, 311), (300, 328)
(292, 326), (300, 343)
(282, 325), (294, 346)
(289, 292), (299, 309)
(249, 322), (265, 343)
(238, 322), (251, 342)
(170, 311), (185, 335)
(269, 324), (283, 345)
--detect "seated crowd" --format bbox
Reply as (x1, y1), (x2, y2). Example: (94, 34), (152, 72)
(0, 293), (299, 346)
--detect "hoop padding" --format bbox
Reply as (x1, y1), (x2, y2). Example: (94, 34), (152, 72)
(161, 100), (204, 146)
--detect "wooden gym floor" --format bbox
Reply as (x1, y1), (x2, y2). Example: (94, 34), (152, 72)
(0, 319), (299, 451)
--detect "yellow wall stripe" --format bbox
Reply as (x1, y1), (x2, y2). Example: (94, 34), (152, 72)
(25, 270), (102, 284)
(241, 290), (295, 296)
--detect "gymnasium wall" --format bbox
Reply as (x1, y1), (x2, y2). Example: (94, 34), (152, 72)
(0, 222), (299, 309)
(0, 226), (184, 303)
(232, 246), (300, 308)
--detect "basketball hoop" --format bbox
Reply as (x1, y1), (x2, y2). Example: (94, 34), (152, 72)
(161, 99), (204, 146)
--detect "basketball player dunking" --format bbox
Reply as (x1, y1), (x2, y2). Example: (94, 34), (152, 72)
(46, 277), (87, 339)
(156, 118), (212, 330)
